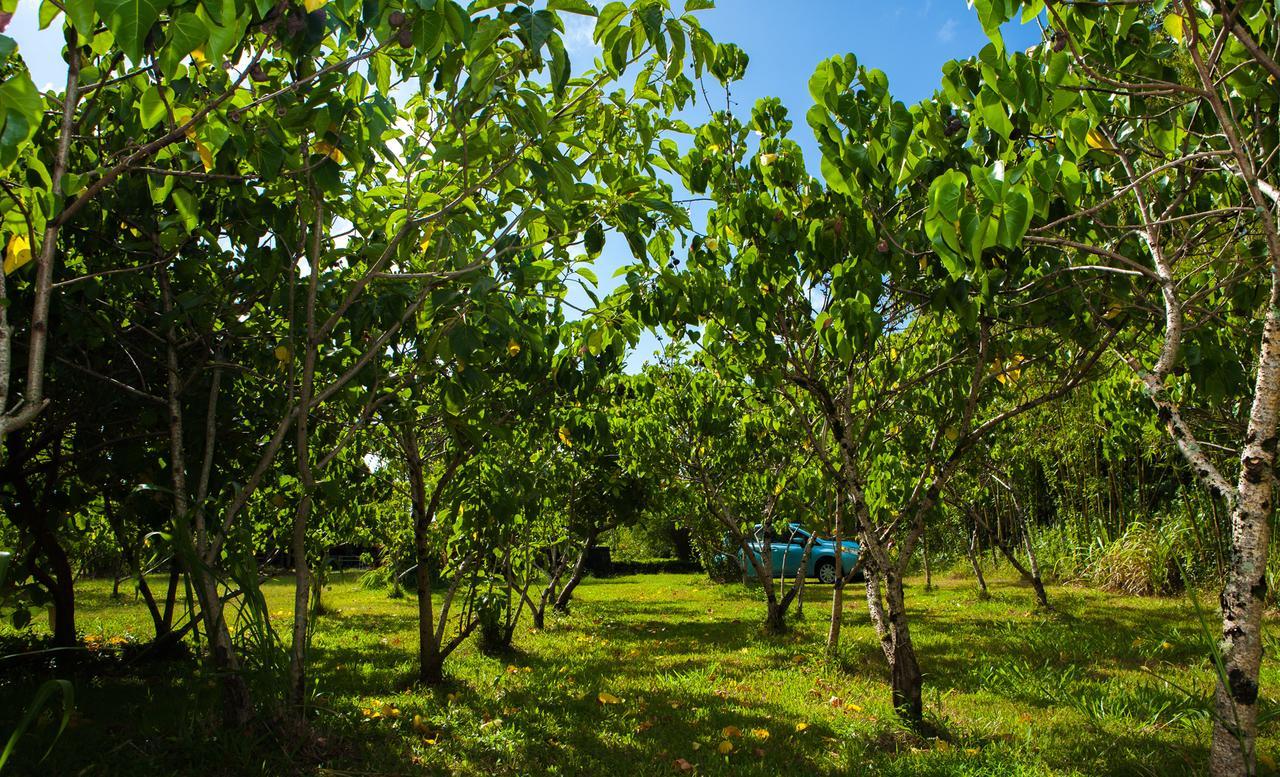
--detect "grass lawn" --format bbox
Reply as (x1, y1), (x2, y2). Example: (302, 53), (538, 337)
(1, 572), (1277, 776)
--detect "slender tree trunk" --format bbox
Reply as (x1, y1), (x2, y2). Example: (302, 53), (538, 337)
(826, 492), (845, 654)
(922, 530), (933, 592)
(405, 430), (465, 686)
(554, 529), (599, 614)
(286, 494), (314, 716)
(764, 597), (786, 634)
(969, 506), (1048, 608)
(103, 494), (167, 638)
(968, 525), (988, 599)
(193, 572), (253, 728)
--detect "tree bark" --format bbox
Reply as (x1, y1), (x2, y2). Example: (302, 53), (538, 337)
(968, 506), (1049, 609)
(37, 528), (76, 648)
(826, 492), (845, 654)
(882, 566), (923, 724)
(968, 525), (988, 599)
(1211, 311), (1280, 776)
(405, 429), (465, 686)
(553, 529), (599, 614)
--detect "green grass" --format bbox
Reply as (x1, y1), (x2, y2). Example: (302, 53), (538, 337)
(2, 572), (1277, 776)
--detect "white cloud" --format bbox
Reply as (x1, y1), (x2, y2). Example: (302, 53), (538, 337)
(561, 13), (600, 60)
(937, 18), (958, 43)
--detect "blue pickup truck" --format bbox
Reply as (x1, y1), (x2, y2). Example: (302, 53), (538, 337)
(732, 523), (860, 584)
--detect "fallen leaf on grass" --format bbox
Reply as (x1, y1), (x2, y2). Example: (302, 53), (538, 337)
(675, 757), (694, 771)
(717, 740), (734, 754)
(721, 725), (741, 738)
(598, 692), (622, 705)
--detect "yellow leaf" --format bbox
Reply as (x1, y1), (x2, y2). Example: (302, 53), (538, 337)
(419, 223), (437, 250)
(750, 728), (770, 740)
(1163, 13), (1185, 43)
(964, 747), (980, 755)
(4, 234), (33, 275)
(721, 725), (741, 738)
(185, 129), (214, 172)
(935, 739), (952, 752)
(274, 345), (291, 364)
(1085, 128), (1114, 153)
(304, 0), (327, 11)
(717, 740), (734, 754)
(558, 426), (573, 447)
(191, 47), (208, 65)
(597, 692), (622, 705)
(412, 714), (431, 734)
(313, 140), (345, 164)
(507, 339), (521, 358)
(944, 427), (959, 442)
(795, 722), (809, 732)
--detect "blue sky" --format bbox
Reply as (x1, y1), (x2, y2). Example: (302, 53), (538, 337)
(6, 1), (1042, 366)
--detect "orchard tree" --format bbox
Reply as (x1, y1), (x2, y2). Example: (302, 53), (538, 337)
(961, 1), (1278, 770)
(2, 0), (723, 730)
(630, 50), (1110, 724)
(620, 359), (827, 633)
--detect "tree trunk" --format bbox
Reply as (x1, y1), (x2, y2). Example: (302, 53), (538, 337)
(286, 495), (314, 717)
(1020, 520), (1046, 604)
(826, 493), (845, 654)
(882, 567), (923, 726)
(764, 597), (786, 634)
(405, 430), (465, 686)
(922, 530), (933, 592)
(192, 571), (253, 728)
(969, 506), (1048, 609)
(1211, 315), (1280, 776)
(554, 530), (598, 614)
(968, 525), (988, 599)
(32, 526), (76, 648)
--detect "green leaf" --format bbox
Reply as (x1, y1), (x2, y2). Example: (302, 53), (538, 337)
(685, 0), (714, 10)
(0, 69), (41, 170)
(38, 0), (61, 29)
(137, 85), (171, 130)
(547, 0), (596, 15)
(468, 17), (509, 62)
(64, 0), (95, 34)
(0, 679), (73, 771)
(164, 11), (209, 65)
(171, 188), (198, 232)
(998, 185), (1033, 248)
(97, 0), (164, 64)
(927, 169), (966, 223)
(594, 1), (626, 43)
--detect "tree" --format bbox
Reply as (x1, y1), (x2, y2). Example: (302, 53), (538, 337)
(620, 359), (826, 633)
(962, 1), (1277, 770)
(632, 49), (1109, 726)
